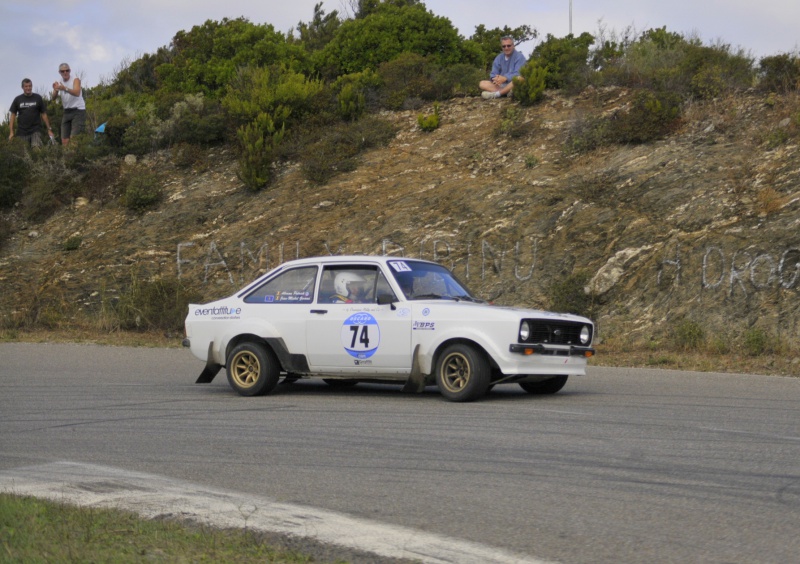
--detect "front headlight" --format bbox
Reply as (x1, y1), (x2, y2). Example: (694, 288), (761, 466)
(519, 321), (530, 341)
(580, 325), (591, 344)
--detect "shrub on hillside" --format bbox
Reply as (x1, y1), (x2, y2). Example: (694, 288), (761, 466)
(236, 113), (285, 191)
(548, 272), (594, 317)
(417, 102), (440, 132)
(513, 61), (547, 106)
(338, 83), (367, 121)
(758, 54), (800, 93)
(116, 272), (202, 332)
(670, 318), (705, 351)
(610, 89), (682, 143)
(122, 171), (163, 212)
(301, 116), (395, 184)
(603, 27), (754, 97)
(564, 114), (612, 154)
(377, 53), (438, 109)
(530, 32), (595, 92)
(162, 94), (227, 146)
(0, 141), (30, 208)
(222, 66), (324, 130)
(313, 2), (471, 78)
(21, 149), (79, 221)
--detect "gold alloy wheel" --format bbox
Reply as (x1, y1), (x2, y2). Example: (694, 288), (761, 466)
(229, 350), (261, 389)
(439, 351), (471, 393)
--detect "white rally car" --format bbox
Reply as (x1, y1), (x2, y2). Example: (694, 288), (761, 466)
(183, 256), (595, 402)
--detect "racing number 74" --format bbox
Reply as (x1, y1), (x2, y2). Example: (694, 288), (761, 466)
(350, 324), (370, 348)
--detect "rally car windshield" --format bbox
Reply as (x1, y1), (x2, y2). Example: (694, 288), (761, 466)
(386, 260), (481, 302)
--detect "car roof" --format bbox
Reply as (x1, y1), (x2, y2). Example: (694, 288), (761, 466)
(278, 255), (438, 268)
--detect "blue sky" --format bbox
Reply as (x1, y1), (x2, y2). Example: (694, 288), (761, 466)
(3, 0), (799, 121)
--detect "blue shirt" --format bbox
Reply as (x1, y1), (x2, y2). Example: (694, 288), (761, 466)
(490, 49), (527, 83)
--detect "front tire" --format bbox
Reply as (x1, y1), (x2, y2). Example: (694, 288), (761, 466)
(226, 342), (280, 397)
(435, 344), (490, 402)
(519, 375), (568, 395)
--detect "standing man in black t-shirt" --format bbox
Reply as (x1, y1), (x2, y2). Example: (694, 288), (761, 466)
(8, 78), (54, 148)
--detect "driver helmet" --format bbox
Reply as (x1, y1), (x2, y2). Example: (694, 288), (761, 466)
(334, 271), (367, 297)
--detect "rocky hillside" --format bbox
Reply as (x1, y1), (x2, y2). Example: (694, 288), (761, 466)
(2, 87), (799, 355)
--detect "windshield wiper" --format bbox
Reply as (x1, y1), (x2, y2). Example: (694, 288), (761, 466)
(413, 293), (456, 300)
(454, 294), (485, 303)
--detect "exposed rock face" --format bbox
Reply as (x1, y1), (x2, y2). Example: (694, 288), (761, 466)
(1, 88), (799, 346)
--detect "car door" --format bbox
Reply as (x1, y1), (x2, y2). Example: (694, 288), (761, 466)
(306, 264), (412, 373)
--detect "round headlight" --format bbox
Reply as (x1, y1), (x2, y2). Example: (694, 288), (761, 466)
(519, 321), (531, 341)
(580, 325), (591, 344)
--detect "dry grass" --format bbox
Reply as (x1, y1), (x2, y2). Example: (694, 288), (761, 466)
(592, 343), (800, 377)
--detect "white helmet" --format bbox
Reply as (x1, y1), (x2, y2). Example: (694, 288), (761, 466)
(334, 271), (366, 296)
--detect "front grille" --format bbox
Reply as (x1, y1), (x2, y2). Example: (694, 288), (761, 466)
(522, 320), (591, 345)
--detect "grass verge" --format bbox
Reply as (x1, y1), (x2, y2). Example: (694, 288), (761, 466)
(0, 493), (322, 563)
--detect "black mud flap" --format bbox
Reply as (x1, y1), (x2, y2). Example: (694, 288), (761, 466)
(401, 345), (427, 393)
(195, 342), (222, 384)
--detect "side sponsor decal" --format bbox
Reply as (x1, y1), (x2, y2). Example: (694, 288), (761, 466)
(413, 321), (435, 330)
(193, 305), (242, 320)
(341, 312), (381, 359)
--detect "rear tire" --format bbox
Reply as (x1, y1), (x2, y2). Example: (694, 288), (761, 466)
(435, 344), (490, 402)
(519, 375), (568, 395)
(226, 342), (280, 397)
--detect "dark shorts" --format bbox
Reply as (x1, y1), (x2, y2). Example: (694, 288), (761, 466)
(62, 109), (86, 139)
(19, 131), (43, 148)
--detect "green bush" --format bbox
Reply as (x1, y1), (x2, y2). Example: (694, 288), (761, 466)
(758, 54), (800, 93)
(670, 318), (705, 351)
(122, 171), (163, 212)
(548, 272), (594, 317)
(236, 113), (285, 191)
(155, 18), (306, 97)
(530, 32), (595, 92)
(314, 3), (471, 77)
(690, 65), (726, 99)
(564, 114), (612, 154)
(513, 61), (547, 106)
(338, 83), (366, 121)
(62, 236), (82, 251)
(116, 273), (202, 332)
(301, 116), (395, 184)
(170, 142), (204, 168)
(103, 113), (136, 149)
(0, 141), (30, 208)
(21, 149), (79, 221)
(377, 53), (438, 109)
(222, 66), (323, 130)
(417, 102), (440, 132)
(610, 89), (682, 143)
(163, 94), (227, 146)
(742, 327), (770, 356)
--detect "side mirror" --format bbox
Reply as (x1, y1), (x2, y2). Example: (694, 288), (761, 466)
(377, 293), (397, 309)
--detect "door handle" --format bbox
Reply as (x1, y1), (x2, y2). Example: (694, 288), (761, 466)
(310, 309), (328, 314)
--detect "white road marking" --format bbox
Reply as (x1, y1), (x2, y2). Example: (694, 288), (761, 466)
(0, 461), (553, 564)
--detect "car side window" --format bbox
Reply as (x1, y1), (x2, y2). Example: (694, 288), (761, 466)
(244, 266), (317, 304)
(318, 266), (379, 304)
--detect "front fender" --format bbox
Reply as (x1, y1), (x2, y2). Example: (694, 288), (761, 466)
(415, 323), (510, 374)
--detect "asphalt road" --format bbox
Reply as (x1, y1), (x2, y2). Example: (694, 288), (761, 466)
(1, 342), (799, 563)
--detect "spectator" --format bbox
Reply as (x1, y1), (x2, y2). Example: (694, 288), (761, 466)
(51, 63), (86, 145)
(479, 36), (526, 99)
(8, 79), (54, 147)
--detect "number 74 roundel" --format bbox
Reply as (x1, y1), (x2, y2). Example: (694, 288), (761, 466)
(340, 312), (381, 359)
